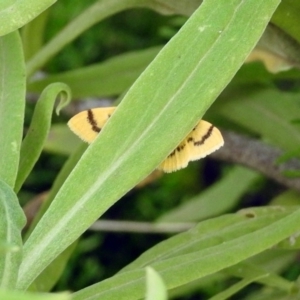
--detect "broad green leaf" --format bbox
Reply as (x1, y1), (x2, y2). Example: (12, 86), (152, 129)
(170, 247), (296, 298)
(0, 180), (26, 288)
(28, 47), (162, 98)
(0, 1), (15, 10)
(0, 31), (25, 188)
(15, 83), (71, 193)
(0, 289), (70, 300)
(158, 166), (260, 222)
(217, 88), (300, 152)
(26, 0), (200, 76)
(0, 0), (56, 36)
(145, 267), (167, 300)
(17, 0), (280, 290)
(122, 207), (295, 272)
(71, 207), (300, 300)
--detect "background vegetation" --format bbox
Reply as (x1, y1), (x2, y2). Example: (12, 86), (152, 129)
(1, 0), (300, 299)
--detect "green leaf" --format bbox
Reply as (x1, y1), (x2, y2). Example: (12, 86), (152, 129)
(275, 148), (300, 165)
(217, 88), (300, 152)
(0, 289), (70, 300)
(271, 0), (300, 44)
(0, 179), (26, 289)
(25, 0), (200, 76)
(145, 267), (168, 300)
(123, 207), (295, 272)
(271, 190), (300, 206)
(0, 0), (57, 37)
(170, 248), (296, 299)
(28, 47), (161, 98)
(249, 248), (297, 274)
(158, 166), (260, 222)
(29, 242), (78, 292)
(17, 0), (281, 290)
(281, 170), (300, 178)
(231, 61), (300, 89)
(209, 275), (268, 300)
(21, 9), (50, 60)
(227, 262), (293, 292)
(276, 230), (300, 250)
(245, 290), (292, 300)
(0, 31), (26, 188)
(15, 83), (71, 193)
(71, 207), (300, 300)
(22, 147), (83, 292)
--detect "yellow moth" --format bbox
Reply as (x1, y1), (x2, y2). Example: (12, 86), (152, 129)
(68, 107), (224, 173)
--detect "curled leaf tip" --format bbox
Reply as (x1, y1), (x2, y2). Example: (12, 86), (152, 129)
(54, 83), (72, 115)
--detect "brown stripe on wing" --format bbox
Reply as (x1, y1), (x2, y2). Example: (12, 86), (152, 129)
(193, 125), (214, 146)
(87, 109), (101, 133)
(167, 144), (186, 158)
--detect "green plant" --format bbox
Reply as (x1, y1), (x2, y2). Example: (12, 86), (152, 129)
(1, 0), (300, 299)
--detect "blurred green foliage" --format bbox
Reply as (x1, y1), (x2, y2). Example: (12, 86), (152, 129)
(45, 1), (183, 72)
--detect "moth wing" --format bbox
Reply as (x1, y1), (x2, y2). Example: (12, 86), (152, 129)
(158, 121), (223, 173)
(158, 140), (190, 173)
(68, 107), (116, 143)
(187, 120), (224, 161)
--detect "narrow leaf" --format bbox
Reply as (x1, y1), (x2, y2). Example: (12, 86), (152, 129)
(0, 179), (26, 289)
(28, 47), (161, 98)
(26, 0), (200, 76)
(0, 31), (25, 187)
(15, 83), (71, 192)
(123, 207), (295, 272)
(245, 290), (290, 300)
(71, 208), (300, 300)
(209, 275), (268, 300)
(227, 262), (293, 292)
(158, 166), (260, 222)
